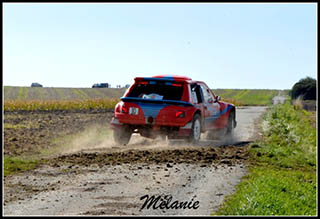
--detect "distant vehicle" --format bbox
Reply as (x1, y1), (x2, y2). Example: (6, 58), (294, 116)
(92, 83), (110, 88)
(125, 84), (131, 88)
(31, 83), (43, 87)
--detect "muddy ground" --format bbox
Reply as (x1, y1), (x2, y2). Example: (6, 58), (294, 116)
(3, 106), (267, 216)
(4, 109), (113, 157)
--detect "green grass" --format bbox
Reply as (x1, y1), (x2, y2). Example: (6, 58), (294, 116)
(215, 103), (317, 216)
(91, 87), (106, 98)
(24, 87), (29, 99)
(17, 87), (24, 100)
(255, 103), (316, 169)
(72, 88), (88, 99)
(4, 122), (39, 129)
(76, 88), (91, 99)
(55, 87), (67, 100)
(217, 167), (316, 215)
(4, 86), (127, 100)
(3, 157), (43, 177)
(213, 89), (280, 105)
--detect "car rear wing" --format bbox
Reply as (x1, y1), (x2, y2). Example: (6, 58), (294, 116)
(134, 76), (191, 83)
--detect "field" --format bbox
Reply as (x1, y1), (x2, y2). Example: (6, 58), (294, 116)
(4, 86), (282, 108)
(4, 99), (119, 111)
(3, 110), (113, 159)
(4, 86), (127, 100)
(212, 89), (281, 106)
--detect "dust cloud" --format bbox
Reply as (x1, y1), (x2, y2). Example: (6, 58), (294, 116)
(60, 124), (115, 155)
(58, 125), (242, 156)
(59, 126), (173, 155)
(221, 132), (240, 146)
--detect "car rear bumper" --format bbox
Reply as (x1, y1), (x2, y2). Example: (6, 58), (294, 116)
(110, 117), (192, 137)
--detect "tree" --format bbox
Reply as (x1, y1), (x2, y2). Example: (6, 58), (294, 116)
(291, 76), (316, 100)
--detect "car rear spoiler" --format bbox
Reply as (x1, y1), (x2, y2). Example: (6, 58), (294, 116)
(121, 97), (194, 107)
(134, 77), (191, 83)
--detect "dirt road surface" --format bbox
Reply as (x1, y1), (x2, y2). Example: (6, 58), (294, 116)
(4, 106), (267, 216)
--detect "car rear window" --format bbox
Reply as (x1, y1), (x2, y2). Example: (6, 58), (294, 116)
(128, 81), (184, 101)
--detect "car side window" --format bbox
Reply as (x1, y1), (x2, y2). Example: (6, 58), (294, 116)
(191, 90), (198, 103)
(191, 83), (203, 104)
(200, 84), (213, 103)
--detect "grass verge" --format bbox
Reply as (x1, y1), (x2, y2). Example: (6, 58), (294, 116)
(3, 157), (44, 177)
(215, 103), (317, 216)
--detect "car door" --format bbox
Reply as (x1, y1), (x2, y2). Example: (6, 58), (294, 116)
(190, 83), (207, 124)
(199, 83), (220, 130)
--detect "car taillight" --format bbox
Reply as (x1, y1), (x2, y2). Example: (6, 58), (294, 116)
(176, 111), (185, 118)
(121, 106), (128, 114)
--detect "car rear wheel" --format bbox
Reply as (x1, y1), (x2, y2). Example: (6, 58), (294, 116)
(113, 126), (132, 145)
(188, 114), (201, 144)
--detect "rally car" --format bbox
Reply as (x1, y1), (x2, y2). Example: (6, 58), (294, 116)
(110, 75), (236, 145)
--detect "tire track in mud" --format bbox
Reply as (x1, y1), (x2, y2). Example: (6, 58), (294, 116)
(4, 106), (267, 216)
(47, 144), (250, 167)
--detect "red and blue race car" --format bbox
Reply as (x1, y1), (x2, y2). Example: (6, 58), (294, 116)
(110, 75), (236, 145)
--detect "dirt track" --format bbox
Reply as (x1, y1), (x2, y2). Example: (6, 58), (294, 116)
(3, 106), (267, 216)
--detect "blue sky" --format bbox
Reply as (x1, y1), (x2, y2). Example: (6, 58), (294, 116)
(3, 3), (317, 89)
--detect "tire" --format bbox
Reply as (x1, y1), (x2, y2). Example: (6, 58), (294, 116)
(188, 114), (202, 144)
(225, 113), (235, 139)
(113, 126), (132, 145)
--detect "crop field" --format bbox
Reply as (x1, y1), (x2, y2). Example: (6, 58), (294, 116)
(4, 86), (127, 100)
(4, 99), (119, 111)
(212, 89), (281, 106)
(4, 86), (282, 109)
